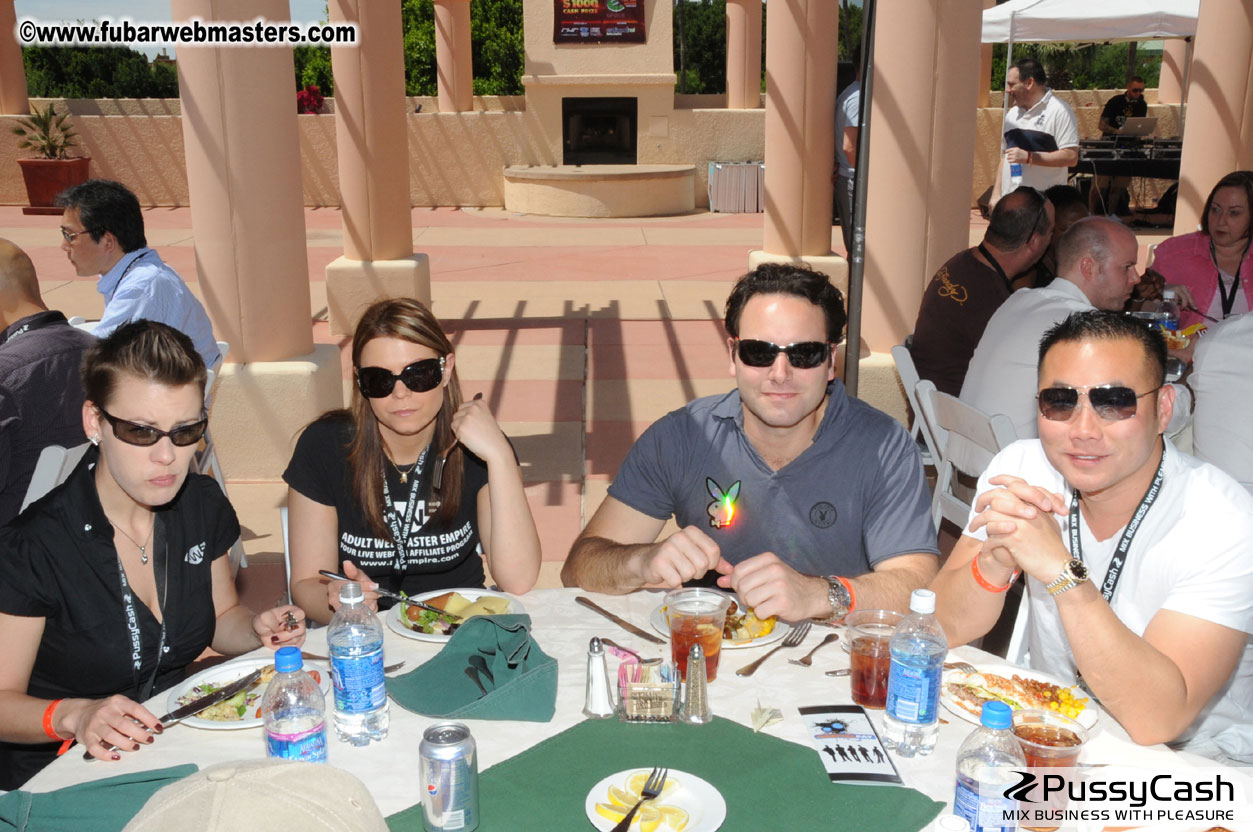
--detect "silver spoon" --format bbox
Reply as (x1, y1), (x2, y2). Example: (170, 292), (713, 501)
(788, 633), (840, 667)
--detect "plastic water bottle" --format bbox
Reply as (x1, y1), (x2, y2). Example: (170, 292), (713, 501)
(883, 589), (948, 757)
(328, 581), (390, 745)
(953, 701), (1026, 832)
(1160, 289), (1181, 331)
(262, 646), (328, 763)
(1008, 162), (1023, 190)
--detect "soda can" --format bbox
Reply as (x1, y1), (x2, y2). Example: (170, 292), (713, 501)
(419, 721), (479, 832)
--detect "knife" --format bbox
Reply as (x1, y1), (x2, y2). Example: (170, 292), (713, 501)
(575, 596), (667, 645)
(84, 667), (264, 761)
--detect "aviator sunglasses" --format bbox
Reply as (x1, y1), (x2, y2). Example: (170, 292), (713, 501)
(1037, 384), (1162, 422)
(98, 408), (208, 447)
(356, 357), (446, 398)
(734, 338), (832, 369)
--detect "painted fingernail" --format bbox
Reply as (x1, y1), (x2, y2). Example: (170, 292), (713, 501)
(154, 723), (164, 733)
(133, 743), (141, 751)
(146, 736), (154, 744)
(271, 635), (280, 643)
(111, 753), (121, 761)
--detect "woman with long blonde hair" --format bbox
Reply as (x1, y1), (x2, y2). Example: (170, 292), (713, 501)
(285, 298), (540, 623)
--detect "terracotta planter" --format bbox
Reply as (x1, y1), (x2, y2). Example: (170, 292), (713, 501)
(16, 157), (92, 216)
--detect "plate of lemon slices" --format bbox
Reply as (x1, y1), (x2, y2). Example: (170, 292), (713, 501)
(584, 768), (725, 832)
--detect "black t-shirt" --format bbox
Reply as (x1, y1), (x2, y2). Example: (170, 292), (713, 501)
(0, 446), (240, 789)
(1100, 93), (1148, 130)
(283, 415), (491, 598)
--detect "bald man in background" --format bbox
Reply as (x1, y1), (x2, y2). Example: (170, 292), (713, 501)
(0, 240), (96, 524)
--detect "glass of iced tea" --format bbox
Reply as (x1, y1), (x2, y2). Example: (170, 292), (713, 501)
(664, 589), (730, 682)
(1013, 709), (1088, 832)
(845, 609), (903, 709)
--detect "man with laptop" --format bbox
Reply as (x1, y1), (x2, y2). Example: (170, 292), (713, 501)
(1098, 76), (1149, 136)
(1094, 77), (1153, 214)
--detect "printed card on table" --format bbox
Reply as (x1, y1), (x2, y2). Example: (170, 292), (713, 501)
(799, 705), (903, 786)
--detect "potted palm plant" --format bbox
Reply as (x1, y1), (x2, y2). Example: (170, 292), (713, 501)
(12, 102), (91, 215)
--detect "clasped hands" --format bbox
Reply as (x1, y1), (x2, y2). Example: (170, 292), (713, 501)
(969, 474), (1071, 583)
(634, 526), (829, 621)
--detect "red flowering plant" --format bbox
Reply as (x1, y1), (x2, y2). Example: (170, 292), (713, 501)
(296, 85), (325, 114)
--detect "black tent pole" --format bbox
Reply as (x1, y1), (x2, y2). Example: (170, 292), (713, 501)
(842, 0), (875, 394)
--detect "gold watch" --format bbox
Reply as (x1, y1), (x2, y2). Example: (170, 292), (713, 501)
(1045, 558), (1090, 597)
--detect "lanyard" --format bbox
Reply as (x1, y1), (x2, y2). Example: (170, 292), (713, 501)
(1211, 239), (1249, 319)
(2, 311), (66, 346)
(379, 446), (430, 582)
(115, 523), (167, 702)
(978, 243), (1013, 294)
(1066, 451), (1166, 603)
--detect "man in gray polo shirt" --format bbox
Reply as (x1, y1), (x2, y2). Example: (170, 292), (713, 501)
(562, 264), (939, 621)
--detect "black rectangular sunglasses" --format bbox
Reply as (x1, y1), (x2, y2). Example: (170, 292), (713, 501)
(735, 338), (832, 369)
(99, 408), (208, 447)
(1037, 384), (1161, 422)
(356, 357), (445, 399)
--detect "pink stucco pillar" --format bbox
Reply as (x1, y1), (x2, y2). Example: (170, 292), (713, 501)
(725, 0), (763, 110)
(1173, 0), (1253, 235)
(434, 0), (472, 113)
(1158, 37), (1190, 106)
(977, 0), (995, 108)
(760, 0), (838, 257)
(0, 1), (29, 114)
(172, 0), (313, 363)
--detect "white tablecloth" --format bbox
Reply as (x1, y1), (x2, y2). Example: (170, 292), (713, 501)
(25, 588), (1171, 826)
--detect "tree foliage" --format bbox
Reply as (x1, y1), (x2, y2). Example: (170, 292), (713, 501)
(990, 42), (1163, 91)
(401, 0), (524, 96)
(294, 46), (334, 95)
(22, 46), (179, 98)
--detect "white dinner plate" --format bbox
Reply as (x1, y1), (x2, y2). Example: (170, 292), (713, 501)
(940, 663), (1099, 731)
(166, 655), (330, 731)
(649, 593), (791, 650)
(584, 769), (726, 832)
(386, 588), (525, 643)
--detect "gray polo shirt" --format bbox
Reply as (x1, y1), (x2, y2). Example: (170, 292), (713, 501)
(608, 381), (939, 577)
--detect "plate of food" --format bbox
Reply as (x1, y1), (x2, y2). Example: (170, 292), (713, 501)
(386, 588), (525, 643)
(941, 664), (1097, 731)
(585, 768), (726, 832)
(649, 593), (790, 649)
(166, 655), (330, 731)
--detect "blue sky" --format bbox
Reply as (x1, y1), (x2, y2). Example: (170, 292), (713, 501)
(15, 1), (331, 58)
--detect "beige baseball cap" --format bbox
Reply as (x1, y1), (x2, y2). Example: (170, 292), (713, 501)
(123, 759), (388, 832)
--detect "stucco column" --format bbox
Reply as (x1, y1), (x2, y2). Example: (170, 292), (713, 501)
(326, 0), (430, 335)
(977, 0), (995, 108)
(725, 0), (762, 110)
(434, 0), (472, 113)
(0, 0), (29, 114)
(1173, 0), (1253, 235)
(1158, 37), (1190, 105)
(860, 0), (941, 349)
(173, 0), (340, 480)
(751, 0), (844, 289)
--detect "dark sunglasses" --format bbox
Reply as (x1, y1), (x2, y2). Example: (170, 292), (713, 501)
(1037, 385), (1161, 422)
(734, 338), (832, 369)
(356, 357), (445, 398)
(98, 408), (208, 447)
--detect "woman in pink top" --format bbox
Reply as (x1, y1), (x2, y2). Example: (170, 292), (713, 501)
(1152, 171), (1253, 329)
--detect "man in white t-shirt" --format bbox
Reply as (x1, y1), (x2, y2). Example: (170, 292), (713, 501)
(1189, 313), (1253, 492)
(961, 217), (1141, 438)
(933, 310), (1253, 762)
(990, 58), (1079, 208)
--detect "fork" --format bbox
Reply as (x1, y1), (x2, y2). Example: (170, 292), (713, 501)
(788, 633), (840, 667)
(944, 661), (977, 675)
(611, 767), (667, 832)
(302, 651), (407, 674)
(735, 621), (812, 677)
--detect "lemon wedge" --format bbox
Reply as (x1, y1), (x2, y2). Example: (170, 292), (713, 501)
(607, 785), (637, 808)
(625, 771), (681, 801)
(657, 805), (690, 830)
(594, 803), (660, 831)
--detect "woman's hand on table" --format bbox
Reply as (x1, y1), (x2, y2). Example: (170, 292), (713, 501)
(326, 560), (380, 613)
(253, 604), (308, 648)
(61, 695), (161, 762)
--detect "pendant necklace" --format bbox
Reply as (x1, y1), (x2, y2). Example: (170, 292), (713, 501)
(385, 451), (420, 484)
(111, 519), (154, 565)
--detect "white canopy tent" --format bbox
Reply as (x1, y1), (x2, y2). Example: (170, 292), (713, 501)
(982, 0), (1200, 43)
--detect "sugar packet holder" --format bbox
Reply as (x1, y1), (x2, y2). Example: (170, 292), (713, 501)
(614, 655), (678, 723)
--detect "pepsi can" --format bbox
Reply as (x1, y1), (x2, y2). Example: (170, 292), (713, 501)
(419, 721), (479, 831)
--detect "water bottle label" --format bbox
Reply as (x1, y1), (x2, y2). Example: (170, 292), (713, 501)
(886, 658), (940, 724)
(266, 722), (328, 763)
(955, 772), (1016, 832)
(331, 646), (387, 714)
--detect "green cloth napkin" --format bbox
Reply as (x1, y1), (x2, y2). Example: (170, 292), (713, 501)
(388, 613), (558, 722)
(0, 765), (198, 832)
(386, 717), (943, 831)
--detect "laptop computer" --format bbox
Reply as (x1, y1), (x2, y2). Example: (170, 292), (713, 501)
(1118, 117), (1158, 137)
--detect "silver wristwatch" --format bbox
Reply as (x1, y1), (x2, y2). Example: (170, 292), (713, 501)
(822, 576), (852, 621)
(1045, 558), (1090, 597)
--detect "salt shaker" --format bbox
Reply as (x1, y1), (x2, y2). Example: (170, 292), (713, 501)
(583, 637), (616, 718)
(680, 643), (712, 724)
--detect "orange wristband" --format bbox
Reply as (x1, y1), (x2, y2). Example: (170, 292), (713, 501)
(42, 699), (73, 755)
(837, 576), (856, 613)
(971, 554), (1019, 593)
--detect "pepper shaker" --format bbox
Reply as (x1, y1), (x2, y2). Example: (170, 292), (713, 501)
(680, 643), (712, 724)
(583, 637), (616, 718)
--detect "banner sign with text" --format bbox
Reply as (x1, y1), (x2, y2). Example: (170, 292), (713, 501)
(553, 0), (646, 44)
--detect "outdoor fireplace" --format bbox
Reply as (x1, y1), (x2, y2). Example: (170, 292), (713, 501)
(562, 97), (637, 165)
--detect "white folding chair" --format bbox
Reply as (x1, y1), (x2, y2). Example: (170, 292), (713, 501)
(67, 316), (98, 334)
(891, 344), (938, 472)
(193, 340), (246, 575)
(1005, 595), (1031, 666)
(915, 379), (1018, 532)
(20, 442), (91, 513)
